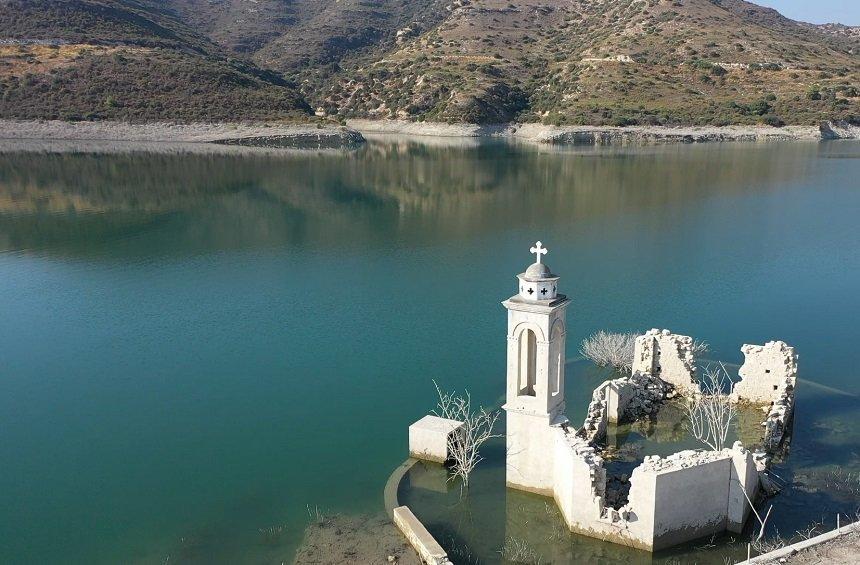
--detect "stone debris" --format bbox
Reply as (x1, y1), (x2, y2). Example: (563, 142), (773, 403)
(577, 370), (674, 443)
(763, 383), (795, 450)
(640, 449), (731, 472)
(604, 474), (632, 509)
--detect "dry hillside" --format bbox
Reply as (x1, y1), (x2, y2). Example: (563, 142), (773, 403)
(0, 0), (857, 125)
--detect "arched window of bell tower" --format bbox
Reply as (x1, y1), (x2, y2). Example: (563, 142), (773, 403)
(551, 323), (564, 396)
(518, 329), (537, 397)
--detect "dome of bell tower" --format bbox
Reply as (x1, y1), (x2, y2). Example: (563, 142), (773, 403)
(516, 241), (560, 301)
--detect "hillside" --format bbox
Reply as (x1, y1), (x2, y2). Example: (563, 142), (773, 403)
(0, 0), (310, 122)
(303, 0), (859, 125)
(0, 0), (857, 125)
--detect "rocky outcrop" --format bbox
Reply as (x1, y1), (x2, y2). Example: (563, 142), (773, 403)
(211, 130), (365, 150)
(820, 120), (860, 139)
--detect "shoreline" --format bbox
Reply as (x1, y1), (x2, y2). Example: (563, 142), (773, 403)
(349, 119), (859, 144)
(0, 120), (365, 150)
(0, 119), (857, 153)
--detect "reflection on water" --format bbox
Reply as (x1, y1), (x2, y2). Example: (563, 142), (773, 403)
(0, 140), (859, 564)
(0, 140), (821, 255)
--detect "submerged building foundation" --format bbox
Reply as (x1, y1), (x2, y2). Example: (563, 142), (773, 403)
(404, 242), (799, 553)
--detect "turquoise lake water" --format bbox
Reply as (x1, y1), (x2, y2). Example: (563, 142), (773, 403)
(0, 139), (859, 563)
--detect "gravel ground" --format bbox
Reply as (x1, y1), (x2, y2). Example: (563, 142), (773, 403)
(292, 513), (420, 565)
(0, 120), (364, 148)
(756, 526), (860, 564)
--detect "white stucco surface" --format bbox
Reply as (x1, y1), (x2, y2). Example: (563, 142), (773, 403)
(502, 255), (570, 493)
(393, 506), (453, 565)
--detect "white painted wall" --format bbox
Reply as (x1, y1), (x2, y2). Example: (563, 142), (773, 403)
(503, 292), (570, 493)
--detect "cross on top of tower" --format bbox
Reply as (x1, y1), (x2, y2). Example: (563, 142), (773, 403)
(530, 241), (547, 264)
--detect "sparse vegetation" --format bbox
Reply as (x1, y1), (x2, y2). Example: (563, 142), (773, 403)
(0, 0), (309, 122)
(686, 363), (737, 452)
(580, 331), (637, 372)
(0, 0), (856, 125)
(432, 380), (501, 490)
(499, 536), (543, 564)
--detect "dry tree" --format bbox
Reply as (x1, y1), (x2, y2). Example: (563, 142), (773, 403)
(685, 362), (737, 452)
(433, 381), (501, 490)
(580, 331), (637, 372)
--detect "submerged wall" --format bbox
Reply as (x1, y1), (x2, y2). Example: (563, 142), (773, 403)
(552, 427), (758, 551)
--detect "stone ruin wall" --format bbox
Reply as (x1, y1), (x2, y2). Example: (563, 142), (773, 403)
(627, 331), (799, 459)
(731, 340), (799, 467)
(579, 328), (695, 445)
(552, 330), (798, 549)
(406, 331), (800, 553)
(578, 371), (676, 444)
(733, 341), (798, 403)
(632, 329), (698, 394)
(552, 425), (758, 551)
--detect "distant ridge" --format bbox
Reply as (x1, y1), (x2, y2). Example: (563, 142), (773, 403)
(0, 0), (310, 122)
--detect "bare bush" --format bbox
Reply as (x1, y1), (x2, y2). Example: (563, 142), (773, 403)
(258, 524), (286, 546)
(685, 363), (737, 451)
(433, 381), (501, 489)
(580, 331), (636, 371)
(751, 531), (785, 554)
(691, 339), (710, 357)
(498, 537), (543, 564)
(735, 477), (775, 547)
(794, 519), (824, 541)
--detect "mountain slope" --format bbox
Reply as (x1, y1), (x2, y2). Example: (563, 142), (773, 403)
(0, 0), (310, 121)
(311, 0), (859, 124)
(0, 0), (856, 125)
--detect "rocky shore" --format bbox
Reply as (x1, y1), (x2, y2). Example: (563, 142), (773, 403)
(1, 119), (857, 153)
(0, 120), (365, 150)
(292, 513), (420, 565)
(350, 119), (860, 144)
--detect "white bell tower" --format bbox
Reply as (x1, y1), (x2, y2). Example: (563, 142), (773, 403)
(503, 241), (570, 493)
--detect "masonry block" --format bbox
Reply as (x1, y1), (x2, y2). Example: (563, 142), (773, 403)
(408, 415), (464, 463)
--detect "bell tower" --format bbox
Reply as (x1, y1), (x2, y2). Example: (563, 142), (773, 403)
(503, 241), (570, 493)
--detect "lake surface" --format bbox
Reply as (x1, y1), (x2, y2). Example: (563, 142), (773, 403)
(1, 138), (859, 564)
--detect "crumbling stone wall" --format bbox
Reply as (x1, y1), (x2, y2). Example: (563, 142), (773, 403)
(632, 329), (698, 393)
(732, 341), (799, 466)
(762, 385), (795, 451)
(552, 430), (758, 551)
(733, 341), (798, 404)
(578, 372), (675, 443)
